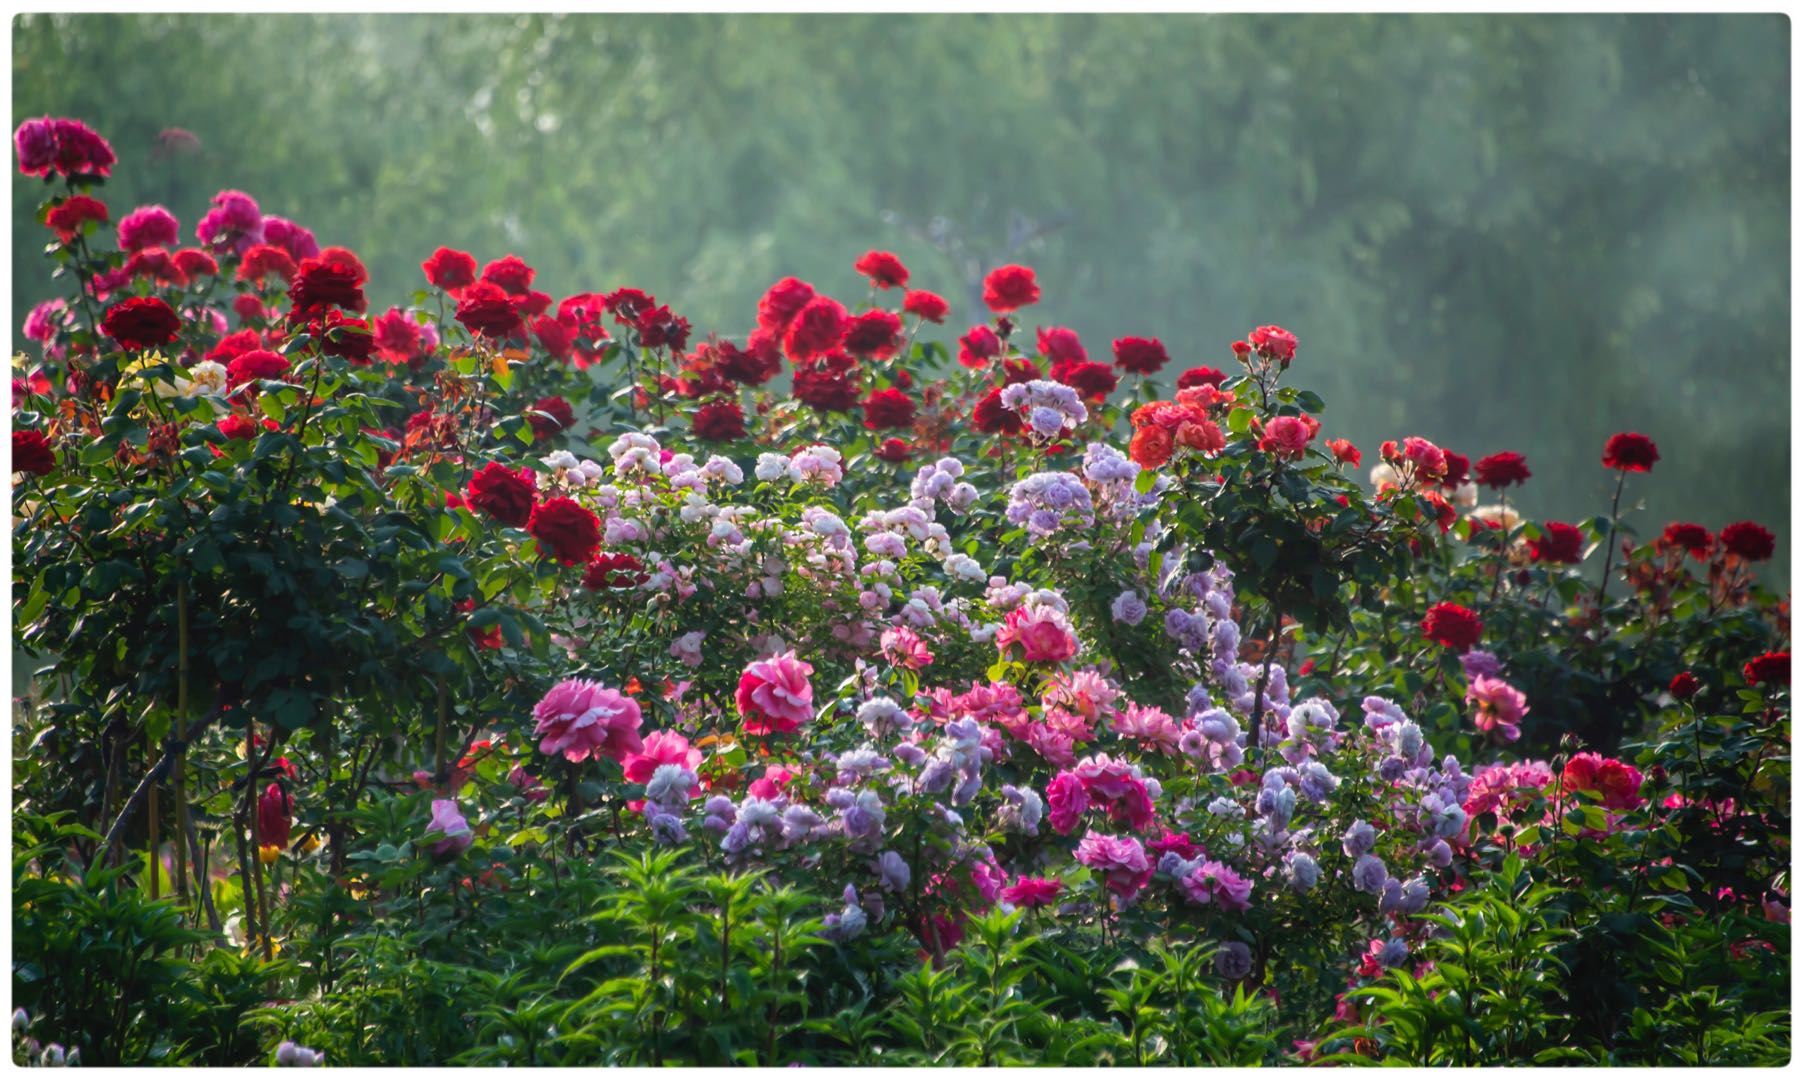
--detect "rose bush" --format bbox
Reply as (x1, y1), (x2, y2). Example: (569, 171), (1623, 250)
(9, 118), (1790, 1066)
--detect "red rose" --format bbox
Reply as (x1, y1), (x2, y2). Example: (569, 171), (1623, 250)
(101, 296), (182, 351)
(1176, 366), (1226, 390)
(1438, 451), (1470, 489)
(862, 387), (916, 430)
(635, 305), (691, 352)
(289, 257), (366, 314)
(422, 247), (478, 293)
(1602, 431), (1659, 472)
(1051, 358), (1118, 401)
(217, 413), (276, 441)
(13, 430), (56, 476)
(854, 250), (909, 289)
(1720, 521), (1775, 562)
(44, 194), (108, 242)
(1129, 425), (1174, 469)
(480, 254), (535, 296)
(172, 248), (218, 281)
(1474, 451), (1531, 489)
(372, 309), (424, 365)
(520, 290), (552, 319)
(532, 315), (573, 362)
(321, 311), (375, 363)
(1528, 521), (1586, 564)
(1660, 522), (1713, 560)
(982, 264), (1040, 313)
(958, 325), (1002, 368)
(529, 496), (602, 565)
(232, 294), (268, 325)
(1422, 601), (1483, 651)
(756, 277), (816, 335)
(465, 462), (536, 527)
(972, 386), (1022, 436)
(584, 552), (647, 591)
(1668, 672), (1699, 699)
(903, 290), (948, 323)
(1325, 438), (1361, 466)
(843, 309), (903, 360)
(124, 248), (183, 287)
(1112, 336), (1169, 375)
(455, 281), (525, 339)
(783, 296), (848, 361)
(1743, 652), (1790, 687)
(1036, 326), (1087, 366)
(792, 353), (860, 412)
(874, 437), (912, 462)
(692, 399), (747, 441)
(1002, 358), (1040, 386)
(528, 395), (575, 441)
(240, 244), (299, 286)
(603, 287), (655, 327)
(207, 329), (262, 364)
(717, 337), (783, 385)
(1248, 325), (1297, 362)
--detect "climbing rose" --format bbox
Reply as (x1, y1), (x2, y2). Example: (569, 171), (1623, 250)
(1422, 602), (1483, 652)
(1743, 652), (1790, 687)
(1602, 431), (1659, 472)
(1529, 521), (1586, 564)
(12, 431), (55, 476)
(422, 247), (478, 293)
(982, 264), (1040, 313)
(1112, 336), (1169, 375)
(1475, 451), (1531, 488)
(464, 462), (536, 527)
(854, 250), (909, 289)
(529, 497), (602, 565)
(1720, 521), (1776, 562)
(102, 297), (182, 350)
(533, 678), (644, 763)
(737, 652), (815, 736)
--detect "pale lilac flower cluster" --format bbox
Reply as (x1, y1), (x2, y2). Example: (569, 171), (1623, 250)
(909, 457), (979, 513)
(1000, 379), (1088, 438)
(1006, 472), (1095, 537)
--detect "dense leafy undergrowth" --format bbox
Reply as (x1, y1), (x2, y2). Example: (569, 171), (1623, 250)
(10, 117), (1791, 1066)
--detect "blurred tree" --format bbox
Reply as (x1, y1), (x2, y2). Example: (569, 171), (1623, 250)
(12, 13), (1789, 581)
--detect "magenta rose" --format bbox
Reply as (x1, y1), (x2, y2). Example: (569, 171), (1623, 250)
(736, 651), (815, 736)
(531, 678), (644, 763)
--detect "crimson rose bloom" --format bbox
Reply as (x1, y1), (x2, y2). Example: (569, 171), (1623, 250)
(982, 264), (1040, 313)
(289, 257), (365, 314)
(532, 315), (573, 362)
(1528, 521), (1586, 564)
(1422, 602), (1483, 652)
(422, 247), (478, 293)
(903, 289), (948, 323)
(1113, 336), (1169, 375)
(692, 399), (747, 441)
(1051, 358), (1118, 401)
(843, 309), (903, 360)
(584, 552), (647, 591)
(321, 311), (375, 363)
(480, 254), (535, 296)
(1440, 451), (1470, 488)
(874, 437), (912, 462)
(13, 430), (56, 476)
(1743, 652), (1790, 687)
(208, 329), (261, 363)
(792, 354), (860, 412)
(225, 351), (289, 392)
(1660, 522), (1713, 560)
(217, 413), (276, 441)
(636, 305), (691, 352)
(783, 296), (848, 361)
(1668, 672), (1699, 699)
(172, 248), (218, 281)
(756, 277), (815, 334)
(239, 244), (298, 285)
(528, 395), (575, 441)
(101, 297), (182, 351)
(717, 337), (783, 384)
(1325, 438), (1361, 466)
(862, 387), (916, 430)
(1474, 451), (1531, 489)
(1037, 326), (1087, 365)
(1248, 325), (1298, 362)
(958, 325), (1003, 368)
(603, 288), (655, 327)
(529, 496), (602, 565)
(455, 281), (525, 339)
(1720, 521), (1775, 562)
(465, 462), (536, 527)
(972, 387), (1023, 435)
(1602, 431), (1659, 472)
(317, 246), (369, 286)
(1176, 366), (1226, 390)
(854, 250), (909, 289)
(520, 290), (553, 319)
(45, 194), (108, 242)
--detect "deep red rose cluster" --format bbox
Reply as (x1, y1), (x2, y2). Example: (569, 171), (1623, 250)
(1422, 601), (1483, 652)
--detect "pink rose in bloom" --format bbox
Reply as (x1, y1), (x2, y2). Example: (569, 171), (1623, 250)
(372, 307), (425, 365)
(1466, 675), (1528, 742)
(737, 651), (816, 735)
(747, 765), (797, 801)
(997, 604), (1078, 664)
(531, 678), (645, 763)
(1074, 831), (1153, 900)
(117, 205), (180, 252)
(14, 117), (115, 178)
(1248, 324), (1297, 362)
(426, 799), (473, 858)
(507, 766), (549, 803)
(1045, 771), (1089, 834)
(261, 215), (320, 261)
(1000, 875), (1064, 908)
(622, 730), (703, 785)
(1257, 415), (1313, 460)
(880, 626), (934, 670)
(1400, 435), (1448, 481)
(1179, 860), (1253, 912)
(1562, 752), (1645, 811)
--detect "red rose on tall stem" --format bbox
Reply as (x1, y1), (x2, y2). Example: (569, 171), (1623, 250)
(692, 399), (747, 441)
(422, 247), (478, 293)
(982, 264), (1040, 313)
(1112, 336), (1169, 375)
(862, 387), (916, 430)
(756, 277), (815, 335)
(903, 290), (948, 323)
(225, 349), (289, 389)
(783, 296), (848, 361)
(13, 430), (56, 476)
(529, 496), (602, 565)
(455, 281), (525, 339)
(1720, 521), (1776, 562)
(958, 325), (1002, 368)
(1602, 432), (1659, 472)
(1474, 451), (1531, 489)
(1422, 602), (1483, 652)
(843, 309), (903, 360)
(101, 297), (182, 351)
(480, 254), (535, 296)
(854, 250), (909, 289)
(289, 257), (366, 314)
(1528, 521), (1586, 564)
(1660, 522), (1713, 560)
(1743, 652), (1789, 687)
(465, 462), (536, 527)
(1177, 366), (1227, 390)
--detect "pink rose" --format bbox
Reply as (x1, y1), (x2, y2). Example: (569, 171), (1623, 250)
(622, 730), (703, 787)
(1467, 675), (1528, 742)
(531, 678), (644, 763)
(1074, 831), (1152, 900)
(1000, 875), (1064, 908)
(747, 765), (797, 801)
(426, 799), (472, 858)
(998, 604), (1078, 664)
(1045, 771), (1089, 834)
(736, 651), (815, 735)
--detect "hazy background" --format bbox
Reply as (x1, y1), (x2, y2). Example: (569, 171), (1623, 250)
(12, 13), (1790, 581)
